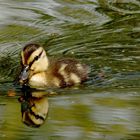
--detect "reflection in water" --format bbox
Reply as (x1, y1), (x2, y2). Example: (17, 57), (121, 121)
(18, 88), (49, 127)
(0, 88), (139, 140)
(0, 0), (140, 139)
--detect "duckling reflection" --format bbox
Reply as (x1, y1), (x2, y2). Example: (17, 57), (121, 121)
(18, 90), (49, 127)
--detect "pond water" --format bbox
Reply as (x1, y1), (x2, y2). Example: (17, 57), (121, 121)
(0, 0), (140, 140)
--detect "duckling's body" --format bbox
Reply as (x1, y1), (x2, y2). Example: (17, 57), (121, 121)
(29, 58), (89, 88)
(19, 44), (89, 88)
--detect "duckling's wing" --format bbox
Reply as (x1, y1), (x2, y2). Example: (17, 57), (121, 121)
(49, 58), (89, 87)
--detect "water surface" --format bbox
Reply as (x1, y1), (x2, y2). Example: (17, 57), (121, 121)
(0, 0), (140, 140)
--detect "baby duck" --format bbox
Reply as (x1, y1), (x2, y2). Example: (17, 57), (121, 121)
(19, 43), (89, 88)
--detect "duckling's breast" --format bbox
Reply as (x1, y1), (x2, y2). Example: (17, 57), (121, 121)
(29, 72), (48, 88)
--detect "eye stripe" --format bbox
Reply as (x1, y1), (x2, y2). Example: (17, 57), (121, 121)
(29, 107), (45, 121)
(29, 50), (43, 68)
(27, 47), (43, 66)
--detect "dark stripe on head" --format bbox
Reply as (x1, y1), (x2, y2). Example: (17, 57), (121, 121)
(23, 43), (40, 64)
(30, 107), (45, 121)
(29, 50), (43, 68)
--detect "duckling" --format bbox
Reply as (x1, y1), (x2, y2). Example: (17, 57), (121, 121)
(19, 43), (89, 88)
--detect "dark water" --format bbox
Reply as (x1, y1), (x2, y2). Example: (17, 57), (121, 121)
(0, 0), (140, 140)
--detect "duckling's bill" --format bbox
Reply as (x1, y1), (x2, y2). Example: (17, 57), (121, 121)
(19, 65), (29, 84)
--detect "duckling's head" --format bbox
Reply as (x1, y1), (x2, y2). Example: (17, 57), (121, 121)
(19, 43), (49, 85)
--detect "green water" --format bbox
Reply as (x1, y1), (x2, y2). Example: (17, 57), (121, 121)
(0, 0), (140, 140)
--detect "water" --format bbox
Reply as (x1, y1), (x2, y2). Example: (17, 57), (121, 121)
(0, 0), (140, 139)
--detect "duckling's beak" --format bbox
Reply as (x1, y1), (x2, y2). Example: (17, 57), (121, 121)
(19, 65), (29, 84)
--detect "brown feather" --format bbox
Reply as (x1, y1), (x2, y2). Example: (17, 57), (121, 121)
(23, 43), (40, 64)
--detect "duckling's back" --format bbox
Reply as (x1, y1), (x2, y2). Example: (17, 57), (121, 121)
(47, 58), (90, 87)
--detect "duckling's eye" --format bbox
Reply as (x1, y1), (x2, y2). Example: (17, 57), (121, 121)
(29, 50), (43, 68)
(34, 56), (39, 61)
